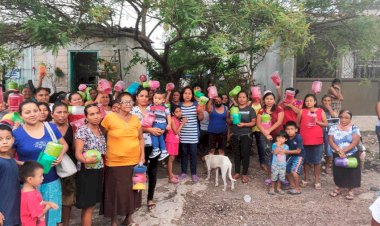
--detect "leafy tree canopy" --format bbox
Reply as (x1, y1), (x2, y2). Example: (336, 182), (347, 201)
(0, 0), (378, 88)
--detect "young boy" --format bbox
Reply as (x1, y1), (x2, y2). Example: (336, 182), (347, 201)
(19, 161), (58, 226)
(284, 121), (305, 195)
(0, 124), (20, 226)
(269, 131), (289, 195)
(149, 90), (171, 161)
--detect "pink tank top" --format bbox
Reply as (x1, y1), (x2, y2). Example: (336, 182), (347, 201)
(299, 108), (324, 145)
(165, 116), (180, 144)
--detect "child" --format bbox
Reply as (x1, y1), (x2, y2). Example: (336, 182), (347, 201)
(328, 79), (344, 115)
(269, 131), (289, 195)
(165, 106), (187, 183)
(0, 124), (20, 226)
(284, 121), (304, 195)
(19, 161), (58, 226)
(149, 90), (171, 161)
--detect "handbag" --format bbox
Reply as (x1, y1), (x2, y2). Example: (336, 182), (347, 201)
(43, 122), (77, 178)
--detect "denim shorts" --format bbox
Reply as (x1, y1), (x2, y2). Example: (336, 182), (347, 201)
(304, 144), (323, 164)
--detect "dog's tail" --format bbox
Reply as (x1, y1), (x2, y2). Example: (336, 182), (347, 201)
(228, 162), (236, 182)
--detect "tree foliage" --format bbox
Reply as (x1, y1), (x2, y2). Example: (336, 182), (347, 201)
(0, 0), (378, 85)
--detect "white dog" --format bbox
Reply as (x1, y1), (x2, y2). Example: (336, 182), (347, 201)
(205, 154), (236, 191)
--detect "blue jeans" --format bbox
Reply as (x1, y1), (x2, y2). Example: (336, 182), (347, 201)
(181, 143), (197, 175)
(324, 130), (333, 157)
(151, 122), (167, 151)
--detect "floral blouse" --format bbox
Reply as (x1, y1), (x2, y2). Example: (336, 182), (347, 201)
(328, 124), (360, 156)
(75, 125), (106, 170)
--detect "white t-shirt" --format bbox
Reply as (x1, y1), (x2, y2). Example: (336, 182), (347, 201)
(370, 197), (380, 223)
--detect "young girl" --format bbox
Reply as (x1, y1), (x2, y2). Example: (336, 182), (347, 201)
(0, 124), (20, 226)
(177, 86), (204, 183)
(268, 131), (289, 195)
(19, 161), (58, 226)
(297, 94), (327, 189)
(321, 95), (339, 174)
(166, 106), (187, 184)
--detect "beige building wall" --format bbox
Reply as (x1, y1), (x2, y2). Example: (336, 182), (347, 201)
(20, 37), (147, 92)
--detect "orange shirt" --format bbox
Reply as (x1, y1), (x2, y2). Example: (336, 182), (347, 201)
(101, 112), (142, 167)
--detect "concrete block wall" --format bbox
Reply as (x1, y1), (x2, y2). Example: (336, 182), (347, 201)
(18, 37), (147, 93)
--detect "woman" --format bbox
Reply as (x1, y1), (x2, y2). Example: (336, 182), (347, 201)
(206, 95), (229, 155)
(166, 90), (181, 112)
(297, 94), (327, 190)
(69, 92), (84, 107)
(328, 110), (361, 200)
(251, 95), (265, 172)
(277, 87), (303, 127)
(38, 102), (52, 122)
(131, 88), (161, 211)
(13, 100), (69, 226)
(177, 86), (204, 183)
(257, 91), (284, 183)
(51, 102), (76, 226)
(230, 91), (256, 183)
(75, 104), (106, 225)
(102, 92), (144, 226)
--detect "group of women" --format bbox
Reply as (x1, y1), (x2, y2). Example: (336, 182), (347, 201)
(6, 77), (371, 225)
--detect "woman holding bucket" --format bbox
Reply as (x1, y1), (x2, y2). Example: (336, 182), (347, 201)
(13, 100), (69, 226)
(328, 110), (361, 200)
(75, 104), (106, 225)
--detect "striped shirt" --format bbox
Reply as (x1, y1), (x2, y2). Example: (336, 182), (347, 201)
(179, 102), (199, 144)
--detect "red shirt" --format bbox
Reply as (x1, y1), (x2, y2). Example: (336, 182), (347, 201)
(20, 190), (45, 226)
(258, 106), (284, 136)
(279, 99), (303, 126)
(299, 108), (324, 145)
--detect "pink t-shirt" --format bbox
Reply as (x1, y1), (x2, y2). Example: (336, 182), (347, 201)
(165, 116), (180, 144)
(20, 190), (45, 226)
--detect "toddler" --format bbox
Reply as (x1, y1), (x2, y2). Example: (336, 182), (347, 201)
(149, 90), (171, 161)
(0, 124), (20, 226)
(19, 161), (58, 226)
(165, 106), (187, 183)
(269, 131), (289, 195)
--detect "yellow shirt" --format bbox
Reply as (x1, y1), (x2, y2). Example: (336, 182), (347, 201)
(101, 112), (142, 167)
(252, 103), (262, 132)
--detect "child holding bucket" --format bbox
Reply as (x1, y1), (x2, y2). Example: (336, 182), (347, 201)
(0, 123), (21, 226)
(166, 106), (187, 183)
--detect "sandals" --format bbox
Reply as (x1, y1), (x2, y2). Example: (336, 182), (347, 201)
(314, 183), (321, 190)
(147, 201), (156, 211)
(346, 191), (354, 200)
(268, 188), (275, 195)
(233, 173), (240, 180)
(168, 175), (179, 184)
(329, 189), (341, 197)
(288, 189), (302, 195)
(300, 180), (309, 188)
(241, 175), (249, 184)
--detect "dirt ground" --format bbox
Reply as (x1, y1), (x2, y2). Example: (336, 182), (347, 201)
(180, 132), (380, 226)
(69, 132), (380, 225)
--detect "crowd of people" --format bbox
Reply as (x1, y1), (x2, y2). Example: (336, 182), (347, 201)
(0, 76), (379, 226)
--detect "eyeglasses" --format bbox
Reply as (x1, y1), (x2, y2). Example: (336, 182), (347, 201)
(120, 100), (134, 106)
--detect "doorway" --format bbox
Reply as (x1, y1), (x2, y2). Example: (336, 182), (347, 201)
(69, 51), (98, 91)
